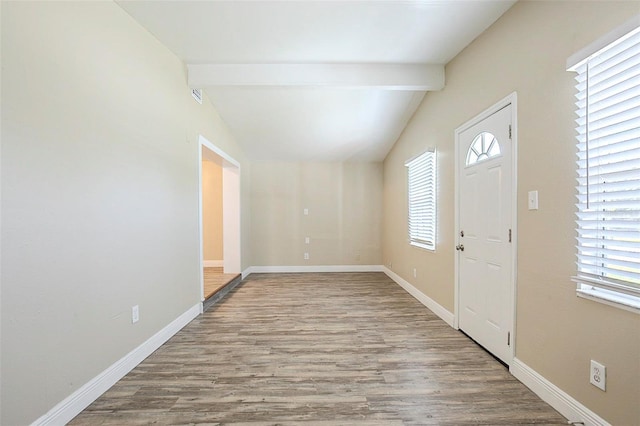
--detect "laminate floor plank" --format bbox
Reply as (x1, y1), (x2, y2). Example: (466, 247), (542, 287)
(204, 267), (240, 300)
(71, 272), (566, 425)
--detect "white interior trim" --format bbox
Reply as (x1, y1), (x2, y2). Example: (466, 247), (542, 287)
(242, 266), (253, 279)
(453, 92), (518, 361)
(222, 165), (241, 274)
(33, 268), (603, 426)
(198, 134), (242, 302)
(243, 265), (455, 327)
(576, 285), (640, 314)
(198, 142), (205, 302)
(567, 14), (640, 70)
(511, 358), (610, 426)
(249, 265), (384, 274)
(405, 146), (436, 166)
(199, 135), (240, 168)
(32, 303), (201, 426)
(383, 267), (455, 327)
(188, 63), (445, 91)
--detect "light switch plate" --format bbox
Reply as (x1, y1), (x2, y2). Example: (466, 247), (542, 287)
(132, 305), (139, 324)
(528, 190), (539, 210)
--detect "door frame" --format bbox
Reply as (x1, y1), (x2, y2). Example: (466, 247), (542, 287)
(453, 92), (518, 363)
(198, 135), (242, 312)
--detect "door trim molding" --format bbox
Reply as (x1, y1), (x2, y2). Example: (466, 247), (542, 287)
(198, 135), (242, 304)
(453, 92), (518, 364)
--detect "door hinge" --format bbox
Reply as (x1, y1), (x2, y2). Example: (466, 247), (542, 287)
(507, 332), (511, 346)
(509, 125), (512, 139)
(509, 229), (512, 243)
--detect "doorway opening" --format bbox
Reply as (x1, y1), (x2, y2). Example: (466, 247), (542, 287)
(198, 135), (241, 311)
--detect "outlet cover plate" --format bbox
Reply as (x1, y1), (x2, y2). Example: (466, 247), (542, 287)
(590, 360), (606, 391)
(132, 305), (139, 324)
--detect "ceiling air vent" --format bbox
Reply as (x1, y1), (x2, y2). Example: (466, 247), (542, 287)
(191, 88), (203, 104)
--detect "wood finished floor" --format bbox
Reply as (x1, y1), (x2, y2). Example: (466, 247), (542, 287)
(204, 267), (241, 300)
(71, 272), (566, 425)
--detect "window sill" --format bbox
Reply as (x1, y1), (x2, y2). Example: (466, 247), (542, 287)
(576, 285), (640, 314)
(410, 241), (435, 252)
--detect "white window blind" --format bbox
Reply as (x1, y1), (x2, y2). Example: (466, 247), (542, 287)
(568, 25), (640, 308)
(406, 149), (436, 251)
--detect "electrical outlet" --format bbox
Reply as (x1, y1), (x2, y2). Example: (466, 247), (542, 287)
(305, 237), (310, 244)
(590, 360), (606, 391)
(303, 208), (309, 215)
(132, 305), (139, 324)
(413, 268), (417, 278)
(304, 252), (309, 260)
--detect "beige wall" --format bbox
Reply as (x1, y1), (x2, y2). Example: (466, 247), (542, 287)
(0, 2), (249, 424)
(383, 2), (640, 424)
(251, 162), (382, 266)
(202, 160), (224, 261)
(3, 0), (639, 424)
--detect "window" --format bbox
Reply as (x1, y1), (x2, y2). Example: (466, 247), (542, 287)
(406, 149), (436, 251)
(567, 20), (640, 312)
(466, 132), (501, 166)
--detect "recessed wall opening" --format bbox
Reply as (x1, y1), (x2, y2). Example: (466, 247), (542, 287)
(198, 135), (241, 310)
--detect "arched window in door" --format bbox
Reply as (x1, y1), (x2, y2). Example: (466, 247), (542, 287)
(466, 132), (501, 166)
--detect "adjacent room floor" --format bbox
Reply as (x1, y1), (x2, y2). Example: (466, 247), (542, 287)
(203, 266), (240, 300)
(70, 272), (566, 425)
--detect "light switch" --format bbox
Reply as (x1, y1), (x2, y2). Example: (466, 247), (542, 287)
(528, 190), (539, 210)
(303, 208), (309, 215)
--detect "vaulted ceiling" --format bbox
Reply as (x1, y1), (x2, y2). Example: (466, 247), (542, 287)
(117, 1), (516, 161)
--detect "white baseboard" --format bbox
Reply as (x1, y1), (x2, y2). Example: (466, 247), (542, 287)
(30, 270), (608, 426)
(33, 303), (201, 426)
(242, 266), (253, 279)
(383, 267), (455, 327)
(511, 358), (610, 426)
(242, 265), (454, 328)
(249, 265), (384, 273)
(203, 260), (224, 267)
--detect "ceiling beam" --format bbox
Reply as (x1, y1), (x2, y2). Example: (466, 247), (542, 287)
(187, 63), (444, 91)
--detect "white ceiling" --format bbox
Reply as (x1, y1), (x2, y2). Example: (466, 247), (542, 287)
(117, 1), (516, 161)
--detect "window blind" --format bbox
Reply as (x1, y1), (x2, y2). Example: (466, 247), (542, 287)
(569, 26), (640, 297)
(406, 149), (436, 251)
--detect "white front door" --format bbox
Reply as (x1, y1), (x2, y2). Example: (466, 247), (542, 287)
(457, 103), (514, 365)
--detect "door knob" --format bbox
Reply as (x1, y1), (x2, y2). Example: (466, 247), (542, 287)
(456, 244), (465, 251)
